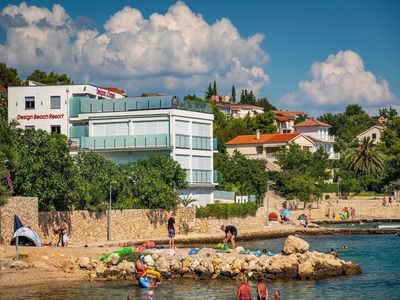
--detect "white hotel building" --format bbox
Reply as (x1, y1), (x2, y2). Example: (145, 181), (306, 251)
(8, 82), (217, 206)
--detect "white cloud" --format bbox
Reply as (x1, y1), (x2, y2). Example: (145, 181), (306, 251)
(281, 50), (394, 107)
(0, 1), (270, 96)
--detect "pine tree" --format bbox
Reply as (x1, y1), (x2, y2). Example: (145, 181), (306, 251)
(231, 85), (236, 102)
(213, 80), (217, 96)
(205, 82), (213, 99)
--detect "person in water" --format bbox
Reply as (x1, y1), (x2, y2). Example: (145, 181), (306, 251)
(257, 276), (268, 300)
(135, 254), (147, 276)
(167, 212), (176, 249)
(221, 224), (237, 249)
(274, 289), (281, 300)
(147, 290), (154, 300)
(236, 276), (252, 300)
(343, 243), (348, 249)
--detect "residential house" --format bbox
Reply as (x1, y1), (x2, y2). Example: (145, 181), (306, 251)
(217, 103), (264, 118)
(211, 95), (231, 103)
(272, 110), (305, 133)
(225, 131), (315, 171)
(357, 125), (384, 144)
(293, 119), (339, 160)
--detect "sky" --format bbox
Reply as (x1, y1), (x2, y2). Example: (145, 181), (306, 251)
(1, 0), (399, 116)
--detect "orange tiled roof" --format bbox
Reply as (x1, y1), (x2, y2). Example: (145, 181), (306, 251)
(294, 119), (331, 127)
(273, 110), (305, 118)
(275, 116), (291, 122)
(101, 87), (126, 96)
(226, 133), (300, 145)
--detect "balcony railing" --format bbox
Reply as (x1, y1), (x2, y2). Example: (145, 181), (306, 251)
(192, 169), (212, 183)
(176, 134), (190, 148)
(213, 170), (218, 184)
(192, 136), (211, 150)
(213, 138), (218, 151)
(69, 96), (212, 117)
(79, 134), (171, 150)
(328, 152), (340, 159)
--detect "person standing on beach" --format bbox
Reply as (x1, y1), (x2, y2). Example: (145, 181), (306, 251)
(236, 276), (252, 300)
(62, 220), (69, 247)
(167, 212), (176, 249)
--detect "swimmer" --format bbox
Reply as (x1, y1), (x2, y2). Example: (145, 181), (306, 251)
(257, 276), (268, 300)
(147, 290), (154, 300)
(343, 243), (348, 249)
(274, 289), (281, 300)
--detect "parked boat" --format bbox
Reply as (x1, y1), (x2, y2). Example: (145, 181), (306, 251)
(376, 224), (400, 229)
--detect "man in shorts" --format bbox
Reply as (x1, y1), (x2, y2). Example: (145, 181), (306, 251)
(167, 212), (176, 248)
(221, 224), (237, 249)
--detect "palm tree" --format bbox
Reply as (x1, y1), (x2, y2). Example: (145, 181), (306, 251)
(177, 195), (198, 207)
(345, 137), (384, 176)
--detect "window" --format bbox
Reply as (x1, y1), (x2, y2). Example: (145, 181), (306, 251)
(92, 122), (129, 136)
(50, 96), (61, 109)
(256, 146), (263, 154)
(25, 126), (35, 130)
(51, 125), (61, 134)
(371, 133), (377, 140)
(25, 97), (35, 109)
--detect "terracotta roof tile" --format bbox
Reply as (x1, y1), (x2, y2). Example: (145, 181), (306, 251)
(273, 110), (305, 118)
(294, 119), (331, 127)
(226, 133), (300, 145)
(275, 116), (291, 122)
(100, 87), (126, 96)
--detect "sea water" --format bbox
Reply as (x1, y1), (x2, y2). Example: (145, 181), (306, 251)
(1, 234), (399, 299)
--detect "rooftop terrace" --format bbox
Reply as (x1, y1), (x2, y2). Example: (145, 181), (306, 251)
(69, 95), (212, 117)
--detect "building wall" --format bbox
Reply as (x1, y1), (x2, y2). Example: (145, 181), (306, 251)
(357, 127), (383, 144)
(0, 197), (39, 244)
(226, 144), (260, 156)
(8, 85), (123, 135)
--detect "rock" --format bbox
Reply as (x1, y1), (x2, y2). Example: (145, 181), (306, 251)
(342, 261), (361, 275)
(78, 256), (90, 269)
(191, 260), (200, 269)
(248, 260), (257, 271)
(182, 258), (191, 269)
(232, 259), (241, 271)
(155, 257), (170, 273)
(41, 256), (49, 260)
(298, 261), (315, 279)
(283, 235), (309, 254)
(151, 253), (159, 261)
(234, 246), (245, 253)
(96, 263), (107, 278)
(104, 253), (120, 265)
(212, 258), (221, 267)
(11, 260), (28, 269)
(143, 255), (155, 267)
(117, 260), (135, 273)
(170, 259), (181, 272)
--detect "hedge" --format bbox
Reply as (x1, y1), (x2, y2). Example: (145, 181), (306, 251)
(196, 202), (259, 219)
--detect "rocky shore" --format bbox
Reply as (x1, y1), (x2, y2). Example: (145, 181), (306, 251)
(84, 235), (361, 282)
(0, 235), (362, 289)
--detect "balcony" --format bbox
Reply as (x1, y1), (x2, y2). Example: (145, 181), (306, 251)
(213, 138), (218, 151)
(69, 96), (212, 117)
(213, 170), (218, 184)
(77, 134), (171, 150)
(176, 134), (190, 148)
(192, 136), (211, 150)
(328, 152), (340, 160)
(192, 169), (212, 183)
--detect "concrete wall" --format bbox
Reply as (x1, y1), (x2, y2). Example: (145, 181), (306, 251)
(0, 197), (39, 244)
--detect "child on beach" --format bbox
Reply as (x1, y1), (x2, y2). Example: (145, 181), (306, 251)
(274, 289), (281, 300)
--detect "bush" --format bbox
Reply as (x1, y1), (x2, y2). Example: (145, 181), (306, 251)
(196, 202), (259, 219)
(324, 183), (337, 193)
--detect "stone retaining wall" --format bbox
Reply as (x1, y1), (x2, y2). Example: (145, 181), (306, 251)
(38, 207), (196, 243)
(0, 197), (39, 244)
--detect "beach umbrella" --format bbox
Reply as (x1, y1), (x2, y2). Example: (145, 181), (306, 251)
(297, 214), (306, 220)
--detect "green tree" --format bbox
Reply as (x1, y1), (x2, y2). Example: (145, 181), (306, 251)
(274, 144), (330, 203)
(256, 97), (276, 111)
(13, 129), (86, 211)
(0, 63), (22, 120)
(214, 151), (269, 202)
(379, 106), (398, 120)
(345, 137), (384, 176)
(205, 82), (213, 99)
(240, 89), (256, 105)
(231, 85), (236, 102)
(213, 80), (217, 96)
(27, 69), (73, 85)
(122, 156), (187, 210)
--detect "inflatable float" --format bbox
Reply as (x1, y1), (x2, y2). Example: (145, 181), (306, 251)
(100, 247), (132, 261)
(135, 269), (162, 288)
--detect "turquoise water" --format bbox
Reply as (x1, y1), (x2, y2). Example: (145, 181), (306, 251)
(1, 234), (399, 299)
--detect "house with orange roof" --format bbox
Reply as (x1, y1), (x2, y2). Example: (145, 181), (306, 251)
(225, 131), (315, 170)
(293, 119), (339, 160)
(217, 103), (264, 118)
(272, 110), (305, 134)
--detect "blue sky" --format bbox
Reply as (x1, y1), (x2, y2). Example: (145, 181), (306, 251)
(1, 0), (399, 115)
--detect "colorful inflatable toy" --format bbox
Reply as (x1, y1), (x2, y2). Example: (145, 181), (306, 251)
(135, 269), (162, 288)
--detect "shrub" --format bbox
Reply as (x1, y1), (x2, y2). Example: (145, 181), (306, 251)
(196, 202), (259, 219)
